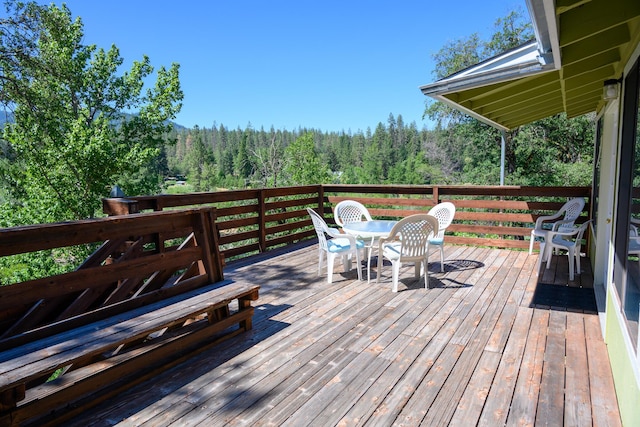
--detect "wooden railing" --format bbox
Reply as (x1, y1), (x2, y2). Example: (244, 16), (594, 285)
(0, 184), (590, 423)
(0, 208), (223, 344)
(103, 184), (591, 264)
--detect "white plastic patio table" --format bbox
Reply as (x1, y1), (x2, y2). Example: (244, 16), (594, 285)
(342, 220), (398, 282)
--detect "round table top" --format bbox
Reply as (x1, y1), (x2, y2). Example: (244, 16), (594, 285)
(342, 220), (397, 238)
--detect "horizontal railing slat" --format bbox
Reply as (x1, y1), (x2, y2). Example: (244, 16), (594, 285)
(98, 185), (590, 265)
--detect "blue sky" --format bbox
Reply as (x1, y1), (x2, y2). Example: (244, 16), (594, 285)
(40, 1), (526, 133)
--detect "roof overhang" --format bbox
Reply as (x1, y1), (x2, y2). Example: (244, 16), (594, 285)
(420, 0), (640, 130)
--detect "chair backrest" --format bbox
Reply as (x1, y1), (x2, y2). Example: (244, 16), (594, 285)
(554, 198), (586, 233)
(307, 208), (330, 252)
(427, 202), (456, 240)
(385, 214), (439, 261)
(334, 200), (373, 227)
(561, 198), (585, 222)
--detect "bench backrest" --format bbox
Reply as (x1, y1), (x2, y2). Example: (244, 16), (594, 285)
(0, 208), (223, 350)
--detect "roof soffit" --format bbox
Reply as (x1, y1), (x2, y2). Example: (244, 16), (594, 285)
(420, 0), (640, 130)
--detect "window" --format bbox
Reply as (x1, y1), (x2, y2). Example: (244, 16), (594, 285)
(614, 57), (640, 348)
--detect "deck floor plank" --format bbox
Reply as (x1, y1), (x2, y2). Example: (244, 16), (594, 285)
(421, 251), (529, 426)
(506, 308), (549, 426)
(536, 309), (567, 426)
(478, 307), (534, 426)
(64, 243), (621, 427)
(585, 313), (622, 427)
(565, 310), (593, 426)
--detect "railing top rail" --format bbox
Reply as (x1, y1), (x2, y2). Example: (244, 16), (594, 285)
(104, 185), (323, 213)
(0, 207), (215, 257)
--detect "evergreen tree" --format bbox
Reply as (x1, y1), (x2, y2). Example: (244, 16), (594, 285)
(282, 133), (331, 185)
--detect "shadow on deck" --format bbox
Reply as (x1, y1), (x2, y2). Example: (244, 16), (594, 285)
(66, 243), (621, 427)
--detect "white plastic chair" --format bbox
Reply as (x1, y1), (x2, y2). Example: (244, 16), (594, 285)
(545, 219), (592, 281)
(427, 202), (456, 272)
(376, 214), (439, 292)
(334, 200), (373, 227)
(529, 197), (585, 255)
(307, 208), (364, 283)
(334, 200), (376, 281)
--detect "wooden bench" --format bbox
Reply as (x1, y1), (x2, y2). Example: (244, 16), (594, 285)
(0, 281), (259, 426)
(0, 207), (260, 426)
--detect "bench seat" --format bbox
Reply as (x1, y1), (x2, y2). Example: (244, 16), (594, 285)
(0, 281), (259, 426)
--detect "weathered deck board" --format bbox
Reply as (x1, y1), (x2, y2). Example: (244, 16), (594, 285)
(505, 308), (548, 426)
(536, 309), (568, 426)
(65, 244), (621, 427)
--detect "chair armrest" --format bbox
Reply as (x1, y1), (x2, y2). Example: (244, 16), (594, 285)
(546, 226), (580, 240)
(534, 211), (564, 228)
(378, 235), (394, 252)
(547, 220), (591, 240)
(551, 219), (575, 231)
(327, 227), (358, 245)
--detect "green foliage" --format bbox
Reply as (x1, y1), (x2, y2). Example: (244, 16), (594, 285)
(282, 133), (331, 185)
(183, 126), (215, 191)
(483, 8), (534, 57)
(425, 8), (533, 129)
(0, 245), (95, 285)
(0, 0), (183, 224)
(423, 7), (592, 187)
(0, 5), (598, 285)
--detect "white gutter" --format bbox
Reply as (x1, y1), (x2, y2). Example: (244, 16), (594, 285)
(526, 0), (562, 69)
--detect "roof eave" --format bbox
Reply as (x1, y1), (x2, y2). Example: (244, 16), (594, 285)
(429, 94), (511, 131)
(419, 59), (552, 98)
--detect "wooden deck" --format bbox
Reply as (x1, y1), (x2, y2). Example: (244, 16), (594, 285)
(67, 243), (621, 426)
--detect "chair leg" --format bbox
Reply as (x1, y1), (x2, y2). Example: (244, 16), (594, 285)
(367, 238), (377, 283)
(367, 246), (373, 283)
(439, 245), (445, 272)
(567, 248), (575, 281)
(392, 261), (401, 292)
(354, 249), (363, 281)
(529, 231), (535, 255)
(317, 249), (323, 276)
(327, 253), (336, 283)
(536, 241), (546, 271)
(342, 253), (352, 272)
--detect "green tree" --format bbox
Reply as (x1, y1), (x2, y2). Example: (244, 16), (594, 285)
(424, 33), (483, 128)
(282, 133), (331, 185)
(0, 1), (183, 223)
(184, 126), (215, 191)
(253, 132), (284, 187)
(483, 8), (534, 56)
(423, 8), (597, 187)
(234, 130), (253, 179)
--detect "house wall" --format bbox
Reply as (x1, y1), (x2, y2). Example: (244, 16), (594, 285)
(606, 293), (640, 426)
(604, 43), (640, 426)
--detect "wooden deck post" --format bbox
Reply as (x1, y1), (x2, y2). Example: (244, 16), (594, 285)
(258, 189), (267, 253)
(317, 185), (325, 218)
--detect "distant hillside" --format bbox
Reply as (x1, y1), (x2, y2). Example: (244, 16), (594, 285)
(0, 111), (185, 130)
